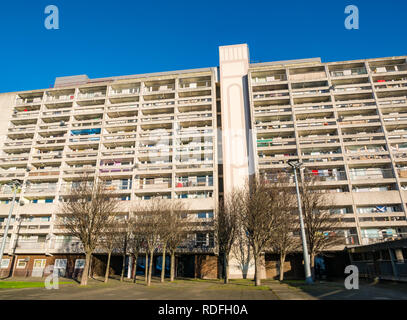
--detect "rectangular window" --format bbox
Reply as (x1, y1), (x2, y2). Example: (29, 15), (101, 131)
(1, 259), (10, 269)
(75, 259), (85, 269)
(33, 259), (46, 269)
(45, 199), (54, 203)
(54, 259), (67, 269)
(16, 259), (28, 269)
(197, 212), (207, 219)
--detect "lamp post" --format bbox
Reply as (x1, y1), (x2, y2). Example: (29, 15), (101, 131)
(0, 179), (23, 267)
(287, 160), (313, 284)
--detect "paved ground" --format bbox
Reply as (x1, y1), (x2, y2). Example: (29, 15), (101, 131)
(0, 277), (407, 300)
(281, 279), (407, 300)
(0, 277), (278, 300)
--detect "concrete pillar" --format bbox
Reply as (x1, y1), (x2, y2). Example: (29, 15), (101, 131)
(219, 44), (253, 194)
(388, 248), (398, 278)
(127, 255), (133, 279)
(395, 248), (404, 262)
(219, 44), (257, 280)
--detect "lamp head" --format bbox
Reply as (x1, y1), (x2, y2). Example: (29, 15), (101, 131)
(287, 160), (303, 169)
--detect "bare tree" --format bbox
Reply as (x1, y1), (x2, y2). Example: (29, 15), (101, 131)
(60, 176), (119, 286)
(99, 219), (121, 283)
(133, 198), (169, 286)
(299, 174), (342, 279)
(116, 218), (131, 282)
(215, 191), (240, 284)
(165, 201), (190, 282)
(265, 173), (299, 281)
(128, 217), (145, 283)
(231, 228), (253, 279)
(238, 176), (282, 286)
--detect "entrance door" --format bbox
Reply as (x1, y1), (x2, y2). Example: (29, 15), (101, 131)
(32, 259), (46, 277)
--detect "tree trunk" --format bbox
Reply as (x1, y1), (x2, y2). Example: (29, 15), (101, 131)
(81, 251), (92, 286)
(279, 252), (286, 281)
(145, 252), (149, 283)
(133, 253), (138, 283)
(104, 251), (112, 283)
(170, 251), (175, 282)
(254, 253), (261, 286)
(88, 254), (93, 278)
(120, 238), (127, 282)
(160, 245), (166, 283)
(310, 252), (315, 280)
(147, 250), (154, 286)
(223, 252), (229, 284)
(120, 253), (126, 282)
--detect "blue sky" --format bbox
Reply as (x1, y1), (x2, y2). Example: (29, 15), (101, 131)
(0, 0), (406, 93)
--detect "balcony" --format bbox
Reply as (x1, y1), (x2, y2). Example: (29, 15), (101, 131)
(16, 96), (43, 105)
(178, 97), (212, 106)
(45, 93), (75, 102)
(31, 151), (63, 161)
(15, 241), (46, 250)
(330, 67), (367, 77)
(336, 102), (376, 109)
(296, 121), (337, 130)
(251, 74), (287, 84)
(371, 64), (407, 74)
(25, 184), (57, 194)
(12, 111), (40, 119)
(304, 170), (347, 182)
(138, 179), (172, 190)
(109, 86), (140, 96)
(349, 169), (394, 181)
(179, 80), (211, 89)
(143, 84), (175, 93)
(77, 91), (106, 100)
(253, 92), (289, 100)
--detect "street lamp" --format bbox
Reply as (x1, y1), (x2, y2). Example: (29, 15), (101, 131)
(0, 179), (23, 267)
(287, 160), (313, 284)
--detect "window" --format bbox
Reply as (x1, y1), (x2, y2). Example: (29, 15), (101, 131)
(197, 211), (214, 219)
(54, 259), (67, 269)
(16, 259), (28, 268)
(45, 198), (54, 203)
(75, 259), (85, 269)
(197, 212), (207, 219)
(33, 259), (46, 269)
(1, 259), (10, 269)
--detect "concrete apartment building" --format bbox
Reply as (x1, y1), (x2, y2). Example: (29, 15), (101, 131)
(0, 43), (406, 279)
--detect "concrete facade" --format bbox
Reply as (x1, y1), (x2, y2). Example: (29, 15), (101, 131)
(1, 43), (407, 279)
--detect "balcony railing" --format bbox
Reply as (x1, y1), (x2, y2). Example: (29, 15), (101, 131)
(330, 68), (367, 77)
(371, 64), (407, 74)
(77, 92), (106, 99)
(45, 95), (74, 102)
(143, 84), (175, 93)
(139, 182), (172, 190)
(16, 241), (46, 249)
(349, 169), (394, 180)
(25, 186), (57, 193)
(110, 88), (140, 96)
(179, 81), (211, 89)
(251, 74), (287, 84)
(16, 97), (43, 105)
(12, 111), (40, 119)
(360, 232), (407, 245)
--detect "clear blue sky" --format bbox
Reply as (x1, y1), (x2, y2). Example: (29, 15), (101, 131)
(0, 0), (406, 93)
